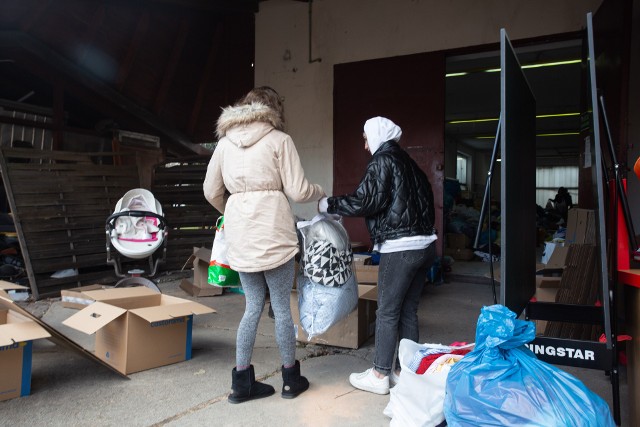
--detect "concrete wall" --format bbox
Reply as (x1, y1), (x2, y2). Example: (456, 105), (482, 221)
(255, 0), (603, 219)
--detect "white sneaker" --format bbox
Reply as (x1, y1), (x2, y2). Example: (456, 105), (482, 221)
(349, 368), (389, 395)
(390, 370), (401, 387)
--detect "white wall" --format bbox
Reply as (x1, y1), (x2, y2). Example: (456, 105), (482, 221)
(255, 0), (603, 219)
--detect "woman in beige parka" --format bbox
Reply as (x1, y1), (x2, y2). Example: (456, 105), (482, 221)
(203, 86), (325, 404)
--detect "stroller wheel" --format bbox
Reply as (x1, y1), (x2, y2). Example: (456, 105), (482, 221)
(115, 277), (160, 293)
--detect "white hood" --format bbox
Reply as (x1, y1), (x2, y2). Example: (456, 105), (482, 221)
(364, 116), (402, 154)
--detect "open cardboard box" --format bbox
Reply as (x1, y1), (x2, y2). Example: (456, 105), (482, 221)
(180, 247), (223, 297)
(0, 283), (134, 379)
(63, 287), (215, 375)
(290, 284), (377, 349)
(0, 282), (51, 401)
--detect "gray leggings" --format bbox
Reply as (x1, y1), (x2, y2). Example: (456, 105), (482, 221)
(236, 258), (296, 368)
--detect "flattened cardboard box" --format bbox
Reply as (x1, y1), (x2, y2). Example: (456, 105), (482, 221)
(180, 247), (223, 297)
(290, 284), (377, 349)
(0, 283), (51, 401)
(565, 208), (595, 244)
(63, 287), (215, 375)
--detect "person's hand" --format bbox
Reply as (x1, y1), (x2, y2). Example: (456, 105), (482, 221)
(318, 197), (328, 213)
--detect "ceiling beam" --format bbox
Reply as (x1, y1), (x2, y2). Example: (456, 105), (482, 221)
(116, 10), (150, 92)
(77, 4), (107, 65)
(142, 0), (259, 13)
(154, 17), (189, 115)
(20, 0), (53, 32)
(188, 23), (223, 136)
(0, 31), (208, 156)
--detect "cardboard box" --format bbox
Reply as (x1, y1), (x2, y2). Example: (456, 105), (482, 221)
(541, 242), (569, 267)
(352, 254), (372, 266)
(446, 233), (469, 250)
(290, 284), (377, 349)
(355, 264), (379, 284)
(0, 284), (128, 378)
(0, 294), (51, 401)
(61, 284), (114, 309)
(533, 276), (561, 335)
(566, 209), (595, 244)
(62, 287), (215, 375)
(180, 247), (223, 297)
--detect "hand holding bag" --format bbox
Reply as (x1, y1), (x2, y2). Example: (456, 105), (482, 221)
(208, 215), (240, 287)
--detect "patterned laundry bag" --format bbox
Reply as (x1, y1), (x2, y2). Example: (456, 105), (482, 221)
(296, 214), (358, 339)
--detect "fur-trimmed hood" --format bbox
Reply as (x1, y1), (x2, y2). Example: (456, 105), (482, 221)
(203, 101), (324, 272)
(215, 102), (284, 146)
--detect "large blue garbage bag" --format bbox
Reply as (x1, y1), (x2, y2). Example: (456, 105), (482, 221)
(443, 304), (615, 427)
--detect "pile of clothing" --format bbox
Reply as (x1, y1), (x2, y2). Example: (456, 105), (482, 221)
(0, 234), (25, 283)
(407, 342), (472, 374)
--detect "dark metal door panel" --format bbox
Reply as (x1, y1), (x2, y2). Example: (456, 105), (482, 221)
(333, 52), (446, 253)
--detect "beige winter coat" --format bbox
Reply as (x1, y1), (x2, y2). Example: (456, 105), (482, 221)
(203, 102), (324, 272)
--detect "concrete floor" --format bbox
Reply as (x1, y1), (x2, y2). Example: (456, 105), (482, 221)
(0, 267), (628, 426)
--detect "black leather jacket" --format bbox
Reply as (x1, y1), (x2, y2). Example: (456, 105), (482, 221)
(327, 140), (436, 245)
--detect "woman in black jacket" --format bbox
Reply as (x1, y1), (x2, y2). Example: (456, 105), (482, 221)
(319, 116), (437, 394)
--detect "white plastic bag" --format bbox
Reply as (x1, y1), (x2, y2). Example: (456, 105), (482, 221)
(208, 216), (240, 287)
(383, 339), (473, 427)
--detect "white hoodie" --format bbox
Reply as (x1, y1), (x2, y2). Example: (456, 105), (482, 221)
(363, 116), (402, 154)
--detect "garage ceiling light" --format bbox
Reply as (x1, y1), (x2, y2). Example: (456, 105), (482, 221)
(449, 112), (579, 124)
(446, 59), (581, 77)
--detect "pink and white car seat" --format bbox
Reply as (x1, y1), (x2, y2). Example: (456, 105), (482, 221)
(105, 188), (168, 280)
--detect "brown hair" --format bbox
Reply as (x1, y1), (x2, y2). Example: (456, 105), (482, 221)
(238, 86), (285, 130)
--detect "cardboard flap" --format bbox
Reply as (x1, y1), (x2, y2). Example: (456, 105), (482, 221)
(131, 297), (215, 323)
(0, 280), (29, 292)
(358, 285), (378, 301)
(0, 320), (51, 346)
(546, 245), (569, 269)
(83, 286), (158, 301)
(181, 247), (211, 271)
(62, 302), (127, 334)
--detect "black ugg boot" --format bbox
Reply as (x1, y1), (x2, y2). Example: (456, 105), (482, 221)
(281, 360), (309, 399)
(228, 365), (275, 404)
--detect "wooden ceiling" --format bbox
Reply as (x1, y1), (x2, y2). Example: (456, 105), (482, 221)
(0, 0), (259, 156)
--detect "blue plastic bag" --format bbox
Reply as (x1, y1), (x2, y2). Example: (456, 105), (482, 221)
(443, 304), (615, 427)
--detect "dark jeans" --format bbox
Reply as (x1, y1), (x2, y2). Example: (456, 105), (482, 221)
(373, 244), (437, 375)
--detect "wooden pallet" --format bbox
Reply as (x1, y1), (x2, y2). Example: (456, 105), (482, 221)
(0, 148), (140, 299)
(151, 156), (219, 271)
